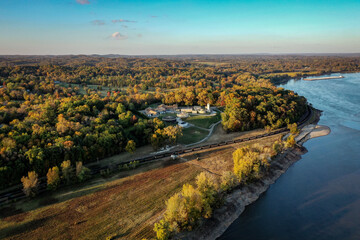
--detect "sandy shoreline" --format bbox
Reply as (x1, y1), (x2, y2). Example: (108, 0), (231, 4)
(308, 125), (331, 139)
(177, 122), (330, 240)
(303, 76), (344, 81)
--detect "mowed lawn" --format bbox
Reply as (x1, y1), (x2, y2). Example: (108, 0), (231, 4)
(177, 126), (209, 145)
(185, 113), (221, 129)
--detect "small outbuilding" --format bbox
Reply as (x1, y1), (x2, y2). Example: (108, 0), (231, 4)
(162, 116), (177, 122)
(178, 121), (189, 128)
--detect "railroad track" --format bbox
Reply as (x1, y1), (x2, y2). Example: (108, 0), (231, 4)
(0, 106), (312, 206)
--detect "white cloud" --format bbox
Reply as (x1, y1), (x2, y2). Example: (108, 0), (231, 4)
(91, 20), (105, 26)
(111, 32), (128, 40)
(112, 19), (137, 23)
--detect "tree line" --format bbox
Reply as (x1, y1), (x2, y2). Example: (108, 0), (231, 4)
(2, 55), (355, 190)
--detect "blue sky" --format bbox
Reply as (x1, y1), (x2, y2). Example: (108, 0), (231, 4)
(0, 0), (359, 54)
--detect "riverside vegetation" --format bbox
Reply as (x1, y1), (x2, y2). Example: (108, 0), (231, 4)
(0, 126), (306, 239)
(153, 127), (298, 240)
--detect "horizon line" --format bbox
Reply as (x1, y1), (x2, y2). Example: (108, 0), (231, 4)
(1, 52), (360, 57)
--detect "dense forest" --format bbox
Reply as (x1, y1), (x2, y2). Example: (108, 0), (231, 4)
(0, 55), (359, 189)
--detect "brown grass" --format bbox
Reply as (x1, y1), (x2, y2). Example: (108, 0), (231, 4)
(0, 135), (280, 240)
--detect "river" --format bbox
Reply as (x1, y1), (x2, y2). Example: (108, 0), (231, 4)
(219, 73), (360, 240)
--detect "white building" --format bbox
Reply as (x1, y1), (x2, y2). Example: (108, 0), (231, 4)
(178, 121), (189, 128)
(206, 103), (211, 113)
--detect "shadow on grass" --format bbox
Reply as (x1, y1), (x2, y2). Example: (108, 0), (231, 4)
(183, 146), (233, 161)
(38, 196), (59, 207)
(0, 205), (24, 219)
(0, 148), (228, 227)
(0, 214), (58, 239)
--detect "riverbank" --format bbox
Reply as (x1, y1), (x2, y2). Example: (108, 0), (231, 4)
(303, 76), (344, 81)
(177, 116), (330, 240)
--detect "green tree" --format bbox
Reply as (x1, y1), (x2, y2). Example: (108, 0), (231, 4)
(125, 140), (136, 154)
(25, 147), (45, 174)
(76, 161), (90, 182)
(150, 131), (163, 150)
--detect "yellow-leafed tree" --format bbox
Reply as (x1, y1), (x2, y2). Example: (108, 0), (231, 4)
(21, 171), (39, 197)
(47, 166), (60, 190)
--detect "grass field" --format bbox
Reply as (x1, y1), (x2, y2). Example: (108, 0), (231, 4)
(177, 126), (209, 145)
(0, 134), (281, 240)
(0, 162), (202, 240)
(158, 113), (177, 119)
(185, 113), (221, 129)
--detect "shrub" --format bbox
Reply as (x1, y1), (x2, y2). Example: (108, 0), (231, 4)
(285, 135), (296, 148)
(220, 171), (239, 192)
(21, 171), (39, 197)
(233, 146), (269, 182)
(129, 160), (140, 169)
(155, 172), (222, 238)
(100, 168), (111, 177)
(76, 161), (91, 182)
(119, 163), (129, 171)
(272, 141), (283, 154)
(105, 235), (117, 240)
(125, 140), (136, 154)
(47, 166), (60, 190)
(61, 160), (74, 184)
(163, 184), (203, 231)
(154, 219), (171, 240)
(288, 123), (299, 135)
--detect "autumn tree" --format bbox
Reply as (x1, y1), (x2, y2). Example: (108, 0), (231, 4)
(220, 171), (238, 192)
(285, 135), (296, 148)
(196, 172), (219, 218)
(46, 166), (60, 190)
(21, 171), (39, 197)
(125, 140), (136, 154)
(153, 219), (171, 240)
(61, 160), (73, 184)
(272, 140), (283, 154)
(233, 145), (269, 182)
(288, 123), (299, 135)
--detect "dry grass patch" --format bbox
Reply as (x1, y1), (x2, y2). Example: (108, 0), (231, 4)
(0, 163), (202, 240)
(0, 134), (281, 240)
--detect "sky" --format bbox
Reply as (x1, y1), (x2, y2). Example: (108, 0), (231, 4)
(0, 0), (360, 55)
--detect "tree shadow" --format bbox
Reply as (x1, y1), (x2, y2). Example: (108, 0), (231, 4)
(0, 214), (58, 238)
(0, 205), (24, 219)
